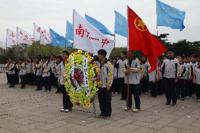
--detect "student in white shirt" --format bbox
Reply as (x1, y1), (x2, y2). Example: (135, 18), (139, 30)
(59, 51), (73, 112)
(8, 60), (16, 88)
(111, 58), (118, 94)
(35, 59), (43, 91)
(140, 57), (149, 94)
(42, 57), (51, 91)
(18, 59), (26, 89)
(97, 49), (113, 118)
(162, 51), (178, 106)
(124, 51), (141, 112)
(176, 56), (186, 100)
(116, 51), (127, 100)
(184, 57), (193, 97)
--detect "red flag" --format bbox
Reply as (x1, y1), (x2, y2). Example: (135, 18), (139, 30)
(128, 7), (167, 72)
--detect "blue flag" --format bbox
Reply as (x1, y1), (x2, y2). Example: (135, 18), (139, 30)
(65, 21), (73, 48)
(114, 11), (128, 37)
(85, 14), (113, 36)
(50, 28), (66, 47)
(156, 0), (186, 31)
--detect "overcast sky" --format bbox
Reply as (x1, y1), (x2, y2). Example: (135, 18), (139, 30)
(0, 0), (200, 48)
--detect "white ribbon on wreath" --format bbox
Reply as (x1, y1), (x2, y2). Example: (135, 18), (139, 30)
(83, 57), (90, 97)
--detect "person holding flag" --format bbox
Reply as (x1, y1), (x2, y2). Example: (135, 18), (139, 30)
(124, 51), (142, 112)
(127, 6), (167, 108)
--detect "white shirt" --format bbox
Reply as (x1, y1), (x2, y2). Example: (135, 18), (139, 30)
(19, 63), (26, 75)
(8, 63), (15, 75)
(113, 65), (118, 79)
(177, 63), (186, 80)
(58, 61), (65, 85)
(124, 59), (141, 85)
(184, 63), (192, 80)
(42, 61), (51, 77)
(117, 59), (127, 78)
(194, 67), (200, 85)
(26, 62), (32, 74)
(162, 58), (177, 79)
(99, 61), (113, 88)
(35, 63), (43, 76)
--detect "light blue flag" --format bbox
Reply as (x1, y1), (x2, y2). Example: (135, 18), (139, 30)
(85, 14), (113, 36)
(156, 0), (186, 31)
(114, 10), (128, 37)
(65, 21), (73, 48)
(50, 28), (66, 47)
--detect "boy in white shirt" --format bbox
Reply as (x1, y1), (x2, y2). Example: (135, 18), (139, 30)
(162, 51), (178, 106)
(97, 49), (113, 118)
(124, 51), (141, 112)
(116, 51), (127, 100)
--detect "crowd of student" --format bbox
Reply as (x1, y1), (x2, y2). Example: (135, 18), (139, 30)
(4, 49), (200, 119)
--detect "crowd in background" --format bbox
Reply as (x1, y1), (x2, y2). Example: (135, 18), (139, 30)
(4, 50), (200, 118)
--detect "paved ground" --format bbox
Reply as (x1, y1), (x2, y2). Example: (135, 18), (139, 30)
(0, 73), (200, 133)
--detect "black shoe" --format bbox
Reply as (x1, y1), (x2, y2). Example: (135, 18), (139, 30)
(9, 85), (14, 88)
(172, 102), (176, 106)
(165, 102), (170, 105)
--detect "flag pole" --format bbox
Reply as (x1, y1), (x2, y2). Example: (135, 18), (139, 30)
(72, 9), (75, 49)
(16, 27), (18, 46)
(126, 6), (130, 109)
(114, 34), (116, 48)
(6, 29), (8, 50)
(156, 25), (159, 37)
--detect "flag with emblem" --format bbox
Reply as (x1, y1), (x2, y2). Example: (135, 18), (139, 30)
(73, 10), (114, 57)
(128, 7), (167, 72)
(6, 29), (17, 46)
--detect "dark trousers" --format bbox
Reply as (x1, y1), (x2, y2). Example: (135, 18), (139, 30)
(61, 85), (72, 110)
(126, 84), (141, 109)
(50, 73), (56, 86)
(176, 79), (186, 99)
(157, 80), (164, 95)
(111, 79), (118, 93)
(20, 75), (26, 88)
(36, 75), (42, 90)
(14, 73), (19, 85)
(98, 88), (112, 117)
(6, 72), (10, 84)
(149, 82), (157, 97)
(9, 74), (15, 87)
(117, 78), (126, 99)
(196, 85), (200, 100)
(26, 73), (31, 85)
(43, 77), (51, 91)
(185, 80), (192, 97)
(164, 78), (177, 104)
(55, 77), (61, 92)
(140, 76), (149, 93)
